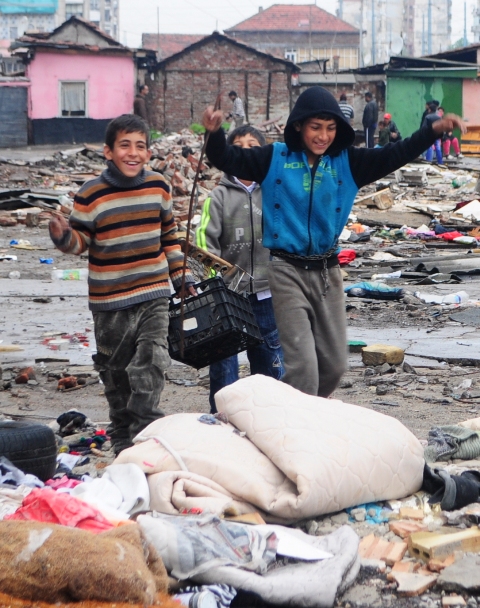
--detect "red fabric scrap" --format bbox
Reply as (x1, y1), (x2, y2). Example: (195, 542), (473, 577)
(5, 488), (114, 533)
(338, 249), (356, 266)
(439, 231), (464, 241)
(45, 476), (82, 490)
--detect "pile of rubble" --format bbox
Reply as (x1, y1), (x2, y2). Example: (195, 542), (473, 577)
(0, 129), (223, 228)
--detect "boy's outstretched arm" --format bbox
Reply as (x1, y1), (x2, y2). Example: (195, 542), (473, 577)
(49, 206), (91, 255)
(348, 114), (466, 189)
(201, 106), (272, 184)
(202, 106), (224, 133)
(431, 114), (467, 137)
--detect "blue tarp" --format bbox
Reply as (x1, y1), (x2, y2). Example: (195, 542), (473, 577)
(0, 0), (58, 14)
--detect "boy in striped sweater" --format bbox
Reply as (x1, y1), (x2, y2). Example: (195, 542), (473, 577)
(49, 114), (195, 455)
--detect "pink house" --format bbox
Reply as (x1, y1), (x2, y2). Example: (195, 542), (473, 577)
(12, 17), (135, 145)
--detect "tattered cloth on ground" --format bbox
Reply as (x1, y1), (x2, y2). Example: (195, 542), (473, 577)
(139, 513), (360, 608)
(116, 375), (425, 522)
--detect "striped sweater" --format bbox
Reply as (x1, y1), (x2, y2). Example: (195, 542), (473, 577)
(52, 162), (193, 312)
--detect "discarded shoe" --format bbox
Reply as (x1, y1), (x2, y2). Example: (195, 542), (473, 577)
(422, 464), (480, 511)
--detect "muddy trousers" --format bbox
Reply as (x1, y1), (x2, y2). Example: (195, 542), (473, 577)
(92, 298), (170, 453)
(268, 259), (347, 397)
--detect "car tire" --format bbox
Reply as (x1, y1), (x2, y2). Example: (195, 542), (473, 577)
(0, 420), (57, 481)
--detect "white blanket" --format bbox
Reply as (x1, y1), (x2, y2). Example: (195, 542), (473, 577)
(116, 375), (424, 522)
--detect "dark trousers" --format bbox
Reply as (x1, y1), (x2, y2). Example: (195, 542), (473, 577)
(209, 294), (284, 412)
(92, 298), (170, 453)
(365, 124), (377, 148)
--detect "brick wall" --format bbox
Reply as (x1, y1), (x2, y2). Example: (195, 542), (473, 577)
(149, 37), (293, 132)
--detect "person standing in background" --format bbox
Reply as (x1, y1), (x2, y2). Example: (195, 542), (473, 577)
(423, 101), (443, 164)
(134, 84), (149, 125)
(338, 93), (354, 125)
(383, 113), (402, 143)
(362, 91), (378, 148)
(227, 91), (246, 131)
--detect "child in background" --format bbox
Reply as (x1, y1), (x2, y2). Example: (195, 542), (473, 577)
(196, 125), (284, 412)
(423, 101), (443, 164)
(376, 120), (390, 147)
(49, 114), (195, 454)
(202, 87), (465, 398)
(438, 109), (464, 159)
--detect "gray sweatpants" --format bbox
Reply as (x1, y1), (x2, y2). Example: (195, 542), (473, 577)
(267, 258), (347, 397)
(92, 298), (170, 454)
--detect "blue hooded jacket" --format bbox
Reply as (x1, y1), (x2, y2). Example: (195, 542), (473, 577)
(205, 86), (439, 259)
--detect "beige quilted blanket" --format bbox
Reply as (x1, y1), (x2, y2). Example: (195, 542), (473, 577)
(116, 375), (424, 522)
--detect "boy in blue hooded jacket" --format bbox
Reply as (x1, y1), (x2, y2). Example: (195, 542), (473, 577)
(202, 87), (465, 398)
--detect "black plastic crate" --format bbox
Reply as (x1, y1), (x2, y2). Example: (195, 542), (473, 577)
(168, 277), (263, 369)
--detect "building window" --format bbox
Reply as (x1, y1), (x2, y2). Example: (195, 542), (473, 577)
(105, 8), (111, 21)
(65, 3), (84, 19)
(296, 47), (359, 69)
(60, 81), (86, 117)
(90, 0), (99, 8)
(285, 49), (297, 62)
(9, 26), (18, 39)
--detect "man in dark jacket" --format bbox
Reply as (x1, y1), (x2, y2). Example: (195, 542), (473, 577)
(202, 87), (465, 398)
(133, 84), (149, 125)
(362, 91), (378, 148)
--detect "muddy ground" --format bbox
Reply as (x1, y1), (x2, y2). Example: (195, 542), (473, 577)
(2, 155), (480, 608)
(2, 223), (480, 438)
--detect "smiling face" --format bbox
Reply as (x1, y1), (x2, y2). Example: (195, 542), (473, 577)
(104, 130), (152, 178)
(295, 117), (337, 165)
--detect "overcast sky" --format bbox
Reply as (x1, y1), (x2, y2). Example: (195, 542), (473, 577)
(119, 0), (477, 49)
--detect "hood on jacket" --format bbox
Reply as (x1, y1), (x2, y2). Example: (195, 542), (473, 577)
(284, 86), (355, 156)
(220, 174), (260, 190)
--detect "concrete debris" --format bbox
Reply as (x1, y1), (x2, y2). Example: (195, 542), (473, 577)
(409, 529), (480, 562)
(362, 344), (405, 366)
(438, 555), (480, 592)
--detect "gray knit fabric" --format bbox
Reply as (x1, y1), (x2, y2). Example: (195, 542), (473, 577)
(424, 425), (480, 462)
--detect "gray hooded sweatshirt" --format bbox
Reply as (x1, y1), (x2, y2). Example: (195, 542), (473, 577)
(195, 174), (269, 294)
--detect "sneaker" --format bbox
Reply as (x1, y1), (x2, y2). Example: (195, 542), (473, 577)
(446, 155), (454, 160)
(457, 153), (464, 158)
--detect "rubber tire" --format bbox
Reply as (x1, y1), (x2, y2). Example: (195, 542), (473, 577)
(0, 420), (57, 481)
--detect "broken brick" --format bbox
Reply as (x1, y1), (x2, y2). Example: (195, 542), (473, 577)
(428, 555), (456, 573)
(399, 507), (425, 521)
(359, 533), (407, 565)
(384, 541), (408, 566)
(392, 572), (437, 596)
(442, 595), (467, 607)
(387, 560), (419, 581)
(389, 520), (428, 539)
